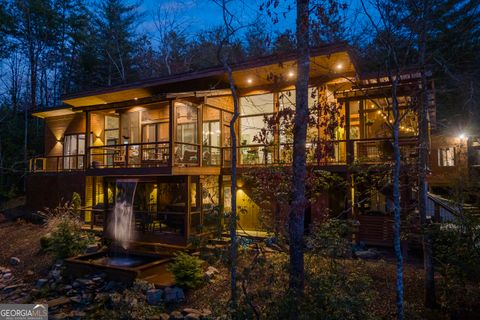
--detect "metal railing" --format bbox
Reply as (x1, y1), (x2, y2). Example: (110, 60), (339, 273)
(29, 137), (418, 172)
(353, 137), (417, 164)
(222, 140), (348, 166)
(89, 142), (170, 169)
(221, 137), (417, 167)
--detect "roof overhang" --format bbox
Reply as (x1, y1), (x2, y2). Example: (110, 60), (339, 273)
(32, 107), (77, 119)
(62, 43), (357, 109)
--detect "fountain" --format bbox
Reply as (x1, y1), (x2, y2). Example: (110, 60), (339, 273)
(110, 179), (138, 249)
(64, 178), (176, 285)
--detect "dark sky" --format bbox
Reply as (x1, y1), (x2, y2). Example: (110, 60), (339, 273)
(138, 0), (368, 43)
(139, 0), (295, 36)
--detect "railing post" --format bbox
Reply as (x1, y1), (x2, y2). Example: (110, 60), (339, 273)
(124, 144), (128, 167)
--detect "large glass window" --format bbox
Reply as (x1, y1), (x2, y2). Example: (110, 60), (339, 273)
(175, 102), (199, 164)
(361, 97), (417, 139)
(240, 94), (274, 115)
(63, 133), (85, 169)
(239, 94), (274, 144)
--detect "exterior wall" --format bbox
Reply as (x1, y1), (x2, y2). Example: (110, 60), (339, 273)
(44, 112), (86, 157)
(25, 172), (86, 210)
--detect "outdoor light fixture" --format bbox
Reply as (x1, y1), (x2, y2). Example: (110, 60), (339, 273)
(459, 133), (466, 140)
(336, 63), (343, 70)
(134, 97), (138, 100)
(288, 71), (295, 77)
(247, 78), (253, 84)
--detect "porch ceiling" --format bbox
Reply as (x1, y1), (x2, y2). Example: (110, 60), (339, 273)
(62, 44), (356, 109)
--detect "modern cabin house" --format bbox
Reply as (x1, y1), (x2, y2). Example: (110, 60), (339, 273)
(27, 43), (441, 247)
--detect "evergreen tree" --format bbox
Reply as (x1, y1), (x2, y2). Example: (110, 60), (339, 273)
(95, 0), (143, 85)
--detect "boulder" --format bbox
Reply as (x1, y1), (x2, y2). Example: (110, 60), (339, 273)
(84, 244), (99, 253)
(35, 279), (48, 288)
(169, 310), (183, 319)
(185, 313), (201, 320)
(159, 313), (170, 320)
(9, 257), (20, 266)
(164, 286), (185, 303)
(146, 288), (163, 305)
(355, 249), (380, 260)
(182, 308), (202, 315)
(201, 309), (212, 317)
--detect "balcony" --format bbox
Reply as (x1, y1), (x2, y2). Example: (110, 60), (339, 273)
(29, 137), (418, 173)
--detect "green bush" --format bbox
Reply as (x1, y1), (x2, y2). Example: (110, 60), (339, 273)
(431, 218), (480, 315)
(268, 257), (377, 320)
(71, 192), (82, 215)
(47, 217), (93, 259)
(306, 219), (354, 258)
(168, 252), (204, 289)
(40, 234), (52, 251)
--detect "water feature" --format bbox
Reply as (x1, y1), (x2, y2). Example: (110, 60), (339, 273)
(110, 179), (138, 249)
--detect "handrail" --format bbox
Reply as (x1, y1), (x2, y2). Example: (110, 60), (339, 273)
(28, 154), (86, 172)
(29, 137), (419, 172)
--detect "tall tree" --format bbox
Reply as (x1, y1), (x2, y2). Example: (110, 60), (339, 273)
(95, 0), (142, 85)
(289, 1), (310, 316)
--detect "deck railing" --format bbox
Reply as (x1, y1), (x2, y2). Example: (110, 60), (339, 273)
(89, 142), (170, 169)
(29, 137), (418, 172)
(28, 155), (86, 173)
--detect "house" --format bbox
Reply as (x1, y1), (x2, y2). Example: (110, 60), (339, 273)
(26, 43), (437, 247)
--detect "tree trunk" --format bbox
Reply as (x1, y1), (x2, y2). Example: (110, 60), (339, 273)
(289, 0), (309, 317)
(224, 60), (239, 311)
(392, 81), (404, 320)
(418, 0), (436, 308)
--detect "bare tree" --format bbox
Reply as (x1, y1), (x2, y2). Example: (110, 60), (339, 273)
(415, 0), (436, 309)
(153, 1), (191, 75)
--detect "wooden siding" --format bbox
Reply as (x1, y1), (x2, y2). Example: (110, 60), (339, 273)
(428, 134), (468, 187)
(26, 172), (86, 210)
(44, 112), (86, 157)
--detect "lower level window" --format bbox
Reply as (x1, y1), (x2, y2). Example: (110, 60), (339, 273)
(438, 147), (455, 166)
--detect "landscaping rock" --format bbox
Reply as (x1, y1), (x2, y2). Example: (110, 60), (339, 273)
(182, 308), (202, 315)
(169, 310), (184, 319)
(35, 278), (48, 288)
(85, 244), (99, 253)
(185, 313), (201, 320)
(2, 284), (24, 293)
(159, 313), (170, 320)
(46, 296), (71, 308)
(164, 286), (185, 303)
(3, 272), (13, 280)
(146, 288), (163, 305)
(355, 248), (380, 260)
(201, 309), (212, 317)
(9, 257), (20, 266)
(27, 270), (34, 276)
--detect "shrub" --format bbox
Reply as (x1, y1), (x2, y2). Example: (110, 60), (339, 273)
(431, 217), (480, 315)
(268, 257), (378, 320)
(40, 202), (93, 259)
(168, 252), (204, 289)
(306, 219), (354, 258)
(71, 192), (82, 215)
